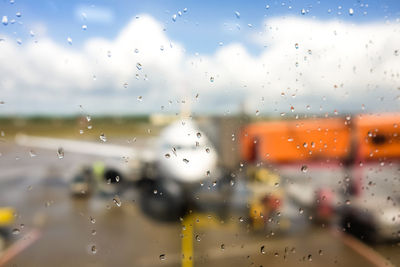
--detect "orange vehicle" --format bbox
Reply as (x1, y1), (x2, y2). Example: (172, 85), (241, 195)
(240, 113), (400, 164)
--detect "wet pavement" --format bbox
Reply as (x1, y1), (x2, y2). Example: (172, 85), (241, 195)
(0, 143), (398, 267)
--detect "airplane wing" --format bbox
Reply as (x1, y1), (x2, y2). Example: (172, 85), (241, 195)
(15, 134), (155, 161)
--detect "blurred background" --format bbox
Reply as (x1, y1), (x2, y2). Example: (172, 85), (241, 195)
(0, 0), (400, 266)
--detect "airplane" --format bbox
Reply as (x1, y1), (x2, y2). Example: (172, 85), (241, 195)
(15, 118), (229, 221)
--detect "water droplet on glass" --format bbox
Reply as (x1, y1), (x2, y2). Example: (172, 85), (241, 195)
(67, 37), (72, 45)
(239, 217), (244, 222)
(299, 208), (304, 214)
(90, 216), (96, 224)
(137, 96), (143, 101)
(195, 235), (201, 241)
(81, 24), (87, 30)
(183, 7), (188, 13)
(349, 8), (354, 16)
(16, 39), (22, 45)
(29, 150), (37, 157)
(91, 245), (97, 254)
(301, 165), (308, 173)
(57, 147), (64, 159)
(345, 199), (351, 205)
(221, 244), (225, 250)
(294, 43), (299, 49)
(12, 228), (20, 235)
(266, 4), (270, 9)
(210, 77), (214, 82)
(301, 8), (306, 15)
(183, 158), (189, 164)
(99, 133), (107, 142)
(234, 11), (240, 19)
(196, 132), (201, 138)
(261, 245), (266, 254)
(2, 16), (8, 26)
(113, 196), (122, 207)
(116, 176), (120, 183)
(15, 12), (21, 17)
(165, 153), (170, 159)
(136, 62), (142, 70)
(172, 14), (177, 22)
(255, 110), (260, 116)
(159, 254), (166, 261)
(91, 229), (96, 235)
(205, 148), (210, 153)
(308, 254), (312, 261)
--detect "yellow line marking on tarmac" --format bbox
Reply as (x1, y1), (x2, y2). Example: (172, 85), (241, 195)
(331, 230), (395, 267)
(0, 228), (42, 267)
(181, 214), (194, 267)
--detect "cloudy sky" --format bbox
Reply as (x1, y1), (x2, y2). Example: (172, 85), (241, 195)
(0, 0), (399, 116)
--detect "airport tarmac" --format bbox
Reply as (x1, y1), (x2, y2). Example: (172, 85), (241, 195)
(0, 142), (399, 267)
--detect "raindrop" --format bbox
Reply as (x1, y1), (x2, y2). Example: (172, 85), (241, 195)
(82, 25), (87, 30)
(86, 115), (91, 122)
(196, 132), (202, 138)
(159, 254), (166, 261)
(303, 142), (308, 148)
(210, 77), (214, 82)
(195, 235), (201, 241)
(116, 176), (120, 183)
(12, 228), (20, 235)
(16, 12), (21, 17)
(99, 133), (107, 142)
(234, 11), (240, 19)
(90, 216), (96, 224)
(165, 153), (170, 159)
(294, 43), (299, 49)
(239, 217), (244, 222)
(183, 8), (188, 13)
(301, 165), (308, 173)
(79, 129), (84, 134)
(134, 48), (139, 53)
(29, 150), (37, 157)
(301, 8), (306, 15)
(255, 110), (260, 116)
(91, 229), (96, 235)
(205, 148), (210, 153)
(318, 249), (323, 255)
(57, 147), (64, 159)
(29, 30), (35, 37)
(266, 4), (270, 9)
(183, 158), (189, 164)
(221, 244), (225, 250)
(206, 170), (210, 176)
(172, 14), (177, 22)
(137, 96), (143, 102)
(67, 37), (72, 45)
(345, 199), (351, 205)
(107, 51), (111, 57)
(349, 8), (354, 16)
(261, 245), (266, 254)
(136, 62), (142, 70)
(299, 208), (304, 214)
(2, 16), (8, 26)
(16, 39), (22, 45)
(308, 254), (312, 261)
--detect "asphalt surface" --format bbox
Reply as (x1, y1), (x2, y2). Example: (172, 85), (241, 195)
(0, 142), (399, 267)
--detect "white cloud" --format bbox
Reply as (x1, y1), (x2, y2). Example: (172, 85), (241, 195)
(0, 15), (399, 115)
